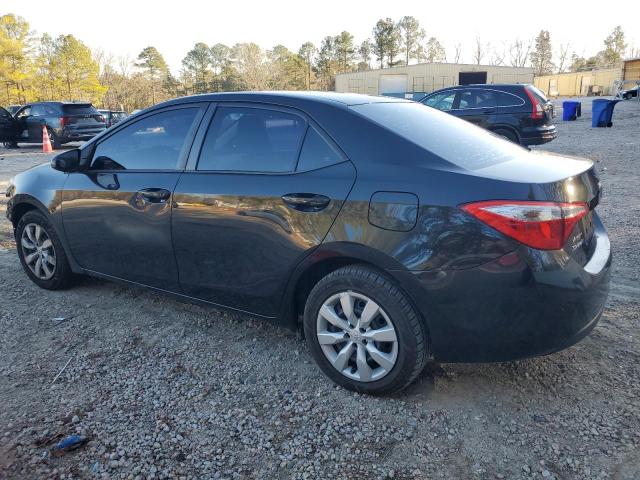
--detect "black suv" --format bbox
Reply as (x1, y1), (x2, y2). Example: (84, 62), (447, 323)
(13, 102), (106, 148)
(98, 109), (128, 128)
(420, 84), (556, 146)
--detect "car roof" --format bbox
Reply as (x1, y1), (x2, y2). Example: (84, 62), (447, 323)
(26, 101), (93, 106)
(157, 91), (410, 110)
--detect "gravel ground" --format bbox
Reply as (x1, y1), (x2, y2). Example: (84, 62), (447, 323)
(0, 98), (639, 480)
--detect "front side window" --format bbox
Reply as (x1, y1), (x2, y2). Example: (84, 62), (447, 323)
(16, 107), (31, 119)
(91, 108), (198, 171)
(197, 107), (306, 173)
(422, 91), (456, 111)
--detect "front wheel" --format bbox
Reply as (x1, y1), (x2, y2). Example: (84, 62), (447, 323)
(303, 265), (429, 394)
(16, 210), (74, 290)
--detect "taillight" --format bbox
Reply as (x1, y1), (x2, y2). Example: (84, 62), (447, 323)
(461, 200), (589, 250)
(98, 115), (105, 123)
(59, 116), (69, 127)
(524, 87), (544, 120)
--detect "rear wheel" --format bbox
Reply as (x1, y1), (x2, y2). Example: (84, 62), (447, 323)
(493, 128), (519, 144)
(16, 210), (74, 290)
(3, 140), (18, 149)
(303, 265), (429, 394)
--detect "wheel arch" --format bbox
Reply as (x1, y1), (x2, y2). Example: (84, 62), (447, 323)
(281, 242), (432, 342)
(490, 124), (521, 143)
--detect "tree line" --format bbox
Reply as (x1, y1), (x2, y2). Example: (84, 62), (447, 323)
(1, 12), (636, 111)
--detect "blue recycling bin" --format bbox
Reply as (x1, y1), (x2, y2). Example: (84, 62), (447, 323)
(592, 99), (621, 127)
(562, 101), (581, 121)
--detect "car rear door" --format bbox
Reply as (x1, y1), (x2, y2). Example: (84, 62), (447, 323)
(171, 103), (356, 317)
(61, 104), (206, 291)
(454, 88), (497, 128)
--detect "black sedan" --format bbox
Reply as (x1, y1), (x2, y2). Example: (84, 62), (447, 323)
(421, 84), (556, 146)
(5, 92), (610, 394)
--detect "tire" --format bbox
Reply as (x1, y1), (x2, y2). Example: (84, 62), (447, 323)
(16, 210), (74, 290)
(493, 128), (519, 144)
(3, 140), (18, 149)
(47, 128), (62, 149)
(303, 265), (429, 395)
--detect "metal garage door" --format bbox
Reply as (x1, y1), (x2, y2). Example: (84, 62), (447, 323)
(379, 75), (408, 96)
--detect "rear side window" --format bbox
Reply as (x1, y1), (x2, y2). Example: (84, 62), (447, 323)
(63, 104), (98, 115)
(297, 127), (344, 171)
(91, 107), (199, 170)
(31, 105), (47, 116)
(351, 102), (525, 170)
(197, 107), (306, 172)
(457, 89), (496, 109)
(495, 91), (525, 107)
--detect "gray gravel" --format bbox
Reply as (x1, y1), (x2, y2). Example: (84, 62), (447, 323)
(1, 98), (639, 480)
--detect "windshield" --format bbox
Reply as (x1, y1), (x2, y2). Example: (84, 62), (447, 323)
(350, 101), (526, 170)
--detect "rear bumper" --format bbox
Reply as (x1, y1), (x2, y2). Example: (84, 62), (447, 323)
(62, 127), (105, 142)
(391, 216), (611, 363)
(521, 125), (557, 145)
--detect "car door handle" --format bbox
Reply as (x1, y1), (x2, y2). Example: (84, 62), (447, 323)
(282, 193), (330, 212)
(482, 108), (495, 114)
(137, 188), (171, 203)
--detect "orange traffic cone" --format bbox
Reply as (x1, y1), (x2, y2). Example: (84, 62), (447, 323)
(42, 126), (53, 153)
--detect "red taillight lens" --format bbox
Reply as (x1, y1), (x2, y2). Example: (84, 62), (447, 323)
(461, 200), (589, 250)
(524, 87), (544, 120)
(98, 115), (105, 123)
(59, 116), (68, 127)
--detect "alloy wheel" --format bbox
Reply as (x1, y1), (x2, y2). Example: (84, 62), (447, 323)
(316, 291), (398, 382)
(21, 223), (56, 280)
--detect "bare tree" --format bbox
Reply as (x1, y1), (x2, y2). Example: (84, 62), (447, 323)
(489, 43), (506, 66)
(453, 43), (462, 63)
(472, 37), (485, 65)
(509, 38), (531, 67)
(557, 43), (571, 73)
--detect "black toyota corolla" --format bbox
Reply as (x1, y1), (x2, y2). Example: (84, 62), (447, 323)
(5, 92), (611, 394)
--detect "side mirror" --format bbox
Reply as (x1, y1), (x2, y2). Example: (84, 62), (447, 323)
(51, 149), (81, 172)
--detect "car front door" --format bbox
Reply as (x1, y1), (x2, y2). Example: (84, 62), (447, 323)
(14, 106), (32, 142)
(172, 103), (356, 316)
(454, 88), (497, 128)
(0, 107), (17, 142)
(60, 104), (206, 291)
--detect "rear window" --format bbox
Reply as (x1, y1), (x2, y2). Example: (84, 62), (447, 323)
(62, 104), (99, 115)
(350, 102), (526, 170)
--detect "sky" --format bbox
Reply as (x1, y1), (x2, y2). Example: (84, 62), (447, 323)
(4, 0), (639, 74)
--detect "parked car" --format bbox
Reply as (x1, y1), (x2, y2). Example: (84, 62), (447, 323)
(617, 85), (639, 100)
(98, 109), (128, 128)
(13, 101), (106, 148)
(420, 84), (556, 146)
(5, 92), (610, 394)
(0, 106), (20, 147)
(6, 105), (22, 115)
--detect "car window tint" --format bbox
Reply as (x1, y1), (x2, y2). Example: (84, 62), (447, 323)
(63, 104), (98, 115)
(495, 91), (524, 107)
(297, 127), (343, 171)
(423, 91), (456, 111)
(31, 105), (46, 116)
(198, 107), (306, 172)
(351, 102), (526, 170)
(91, 108), (198, 171)
(458, 90), (496, 109)
(16, 107), (30, 119)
